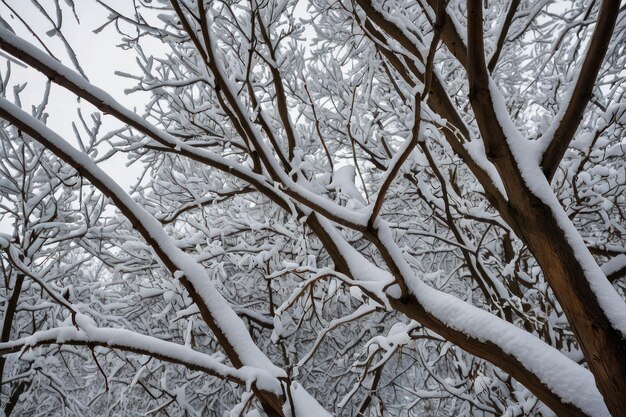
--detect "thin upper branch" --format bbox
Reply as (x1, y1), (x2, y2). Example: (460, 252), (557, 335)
(487, 0), (521, 72)
(539, 0), (620, 181)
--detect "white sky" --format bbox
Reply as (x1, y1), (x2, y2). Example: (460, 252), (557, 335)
(1, 0), (318, 234)
(1, 0), (159, 183)
(0, 1), (166, 232)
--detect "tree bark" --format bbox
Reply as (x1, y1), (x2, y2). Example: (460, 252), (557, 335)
(465, 1), (626, 413)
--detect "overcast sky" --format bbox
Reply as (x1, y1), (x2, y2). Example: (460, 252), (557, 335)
(0, 1), (168, 233)
(1, 0), (160, 185)
(0, 0), (320, 234)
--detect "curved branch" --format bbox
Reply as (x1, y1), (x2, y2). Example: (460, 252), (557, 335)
(317, 217), (609, 417)
(0, 321), (281, 392)
(487, 0), (521, 72)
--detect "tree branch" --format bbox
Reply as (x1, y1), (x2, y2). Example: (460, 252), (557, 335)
(0, 322), (281, 391)
(487, 0), (521, 72)
(540, 0), (619, 181)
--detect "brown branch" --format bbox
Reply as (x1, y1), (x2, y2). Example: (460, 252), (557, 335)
(465, 2), (626, 414)
(487, 0), (521, 72)
(242, 28), (291, 170)
(158, 187), (255, 224)
(303, 82), (334, 171)
(356, 6), (514, 227)
(354, 0), (424, 62)
(0, 24), (371, 233)
(0, 272), (24, 391)
(4, 380), (28, 417)
(313, 221), (597, 417)
(368, 1), (443, 227)
(607, 263), (626, 283)
(466, 0), (509, 161)
(540, 0), (620, 181)
(389, 295), (591, 417)
(0, 335), (251, 388)
(0, 26), (286, 210)
(190, 0), (283, 182)
(422, 0), (468, 68)
(0, 100), (286, 417)
(368, 95), (422, 229)
(256, 10), (298, 162)
(91, 347), (109, 391)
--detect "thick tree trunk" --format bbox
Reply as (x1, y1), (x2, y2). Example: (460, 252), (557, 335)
(464, 0), (626, 412)
(507, 192), (626, 417)
(472, 95), (626, 417)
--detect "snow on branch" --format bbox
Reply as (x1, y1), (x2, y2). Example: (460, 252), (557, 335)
(0, 314), (282, 395)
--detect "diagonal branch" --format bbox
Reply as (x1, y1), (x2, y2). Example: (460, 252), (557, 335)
(539, 0), (620, 181)
(0, 26), (369, 233)
(0, 96), (289, 416)
(317, 218), (608, 417)
(355, 3), (513, 225)
(487, 0), (521, 72)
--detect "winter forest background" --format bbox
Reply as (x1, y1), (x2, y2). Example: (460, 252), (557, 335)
(0, 0), (624, 416)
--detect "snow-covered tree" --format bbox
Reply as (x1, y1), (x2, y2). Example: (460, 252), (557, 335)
(0, 0), (624, 416)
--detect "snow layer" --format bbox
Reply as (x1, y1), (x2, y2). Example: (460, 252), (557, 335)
(0, 313), (282, 394)
(283, 383), (332, 417)
(487, 79), (626, 340)
(320, 215), (610, 417)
